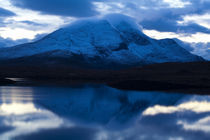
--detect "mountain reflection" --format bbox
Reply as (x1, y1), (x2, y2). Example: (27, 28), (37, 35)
(0, 85), (210, 140)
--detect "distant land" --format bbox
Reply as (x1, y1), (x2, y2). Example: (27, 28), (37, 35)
(0, 61), (209, 94)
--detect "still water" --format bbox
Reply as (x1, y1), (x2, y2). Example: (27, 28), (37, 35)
(0, 85), (210, 140)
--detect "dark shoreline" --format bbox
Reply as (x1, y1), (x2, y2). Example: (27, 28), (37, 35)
(0, 78), (16, 85)
(0, 61), (210, 95)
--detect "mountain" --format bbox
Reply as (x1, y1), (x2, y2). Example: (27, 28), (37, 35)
(0, 14), (204, 68)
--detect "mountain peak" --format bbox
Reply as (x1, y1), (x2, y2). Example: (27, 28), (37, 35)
(62, 14), (143, 37)
(0, 14), (204, 68)
(103, 14), (141, 30)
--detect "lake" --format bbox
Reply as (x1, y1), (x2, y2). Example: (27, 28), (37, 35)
(0, 85), (210, 140)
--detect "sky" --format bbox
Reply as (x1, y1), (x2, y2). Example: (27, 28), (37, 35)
(0, 0), (209, 59)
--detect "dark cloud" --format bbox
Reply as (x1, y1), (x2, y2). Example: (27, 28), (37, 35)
(0, 7), (15, 17)
(8, 0), (210, 34)
(0, 8), (15, 28)
(189, 0), (210, 14)
(140, 17), (210, 34)
(134, 0), (210, 34)
(120, 0), (210, 34)
(20, 21), (47, 26)
(11, 0), (99, 17)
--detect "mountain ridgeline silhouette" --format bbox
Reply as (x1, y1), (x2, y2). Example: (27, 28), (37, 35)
(0, 14), (204, 69)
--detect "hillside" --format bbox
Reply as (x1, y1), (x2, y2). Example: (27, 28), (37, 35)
(0, 14), (203, 69)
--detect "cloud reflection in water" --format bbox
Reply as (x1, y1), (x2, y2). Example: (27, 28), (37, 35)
(0, 87), (71, 140)
(143, 101), (210, 116)
(0, 85), (210, 140)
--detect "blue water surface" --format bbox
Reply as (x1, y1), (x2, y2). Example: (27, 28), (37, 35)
(0, 85), (210, 140)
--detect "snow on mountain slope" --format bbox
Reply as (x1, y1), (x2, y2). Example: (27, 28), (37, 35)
(0, 14), (204, 68)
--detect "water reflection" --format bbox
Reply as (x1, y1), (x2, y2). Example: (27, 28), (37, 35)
(0, 87), (69, 140)
(177, 116), (210, 133)
(0, 103), (39, 115)
(143, 101), (210, 116)
(0, 85), (209, 140)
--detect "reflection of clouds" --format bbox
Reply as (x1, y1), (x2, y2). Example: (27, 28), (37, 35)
(178, 116), (210, 133)
(97, 113), (210, 140)
(0, 102), (67, 140)
(94, 95), (210, 140)
(143, 101), (210, 116)
(0, 87), (34, 103)
(0, 103), (40, 115)
(0, 87), (72, 140)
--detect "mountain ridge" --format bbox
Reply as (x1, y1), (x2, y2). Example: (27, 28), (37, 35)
(0, 14), (204, 69)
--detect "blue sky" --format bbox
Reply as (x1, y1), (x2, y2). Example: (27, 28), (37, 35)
(0, 0), (209, 59)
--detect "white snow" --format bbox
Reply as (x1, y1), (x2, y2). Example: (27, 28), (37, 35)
(0, 14), (203, 66)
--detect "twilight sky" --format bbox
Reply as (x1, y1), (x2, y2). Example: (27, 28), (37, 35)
(0, 0), (209, 59)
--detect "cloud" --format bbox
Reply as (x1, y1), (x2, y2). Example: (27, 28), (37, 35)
(179, 13), (210, 29)
(92, 0), (210, 35)
(137, 8), (210, 34)
(4, 0), (210, 36)
(0, 7), (15, 17)
(190, 42), (210, 60)
(178, 116), (210, 133)
(143, 101), (210, 116)
(0, 7), (15, 28)
(0, 27), (43, 40)
(140, 19), (210, 34)
(143, 29), (210, 43)
(190, 0), (210, 14)
(20, 21), (47, 27)
(0, 32), (49, 48)
(0, 36), (29, 48)
(0, 0), (72, 40)
(10, 0), (99, 17)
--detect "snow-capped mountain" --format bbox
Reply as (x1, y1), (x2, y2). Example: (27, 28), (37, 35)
(0, 14), (204, 68)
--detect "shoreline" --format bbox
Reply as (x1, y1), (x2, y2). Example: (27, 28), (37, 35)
(0, 61), (209, 95)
